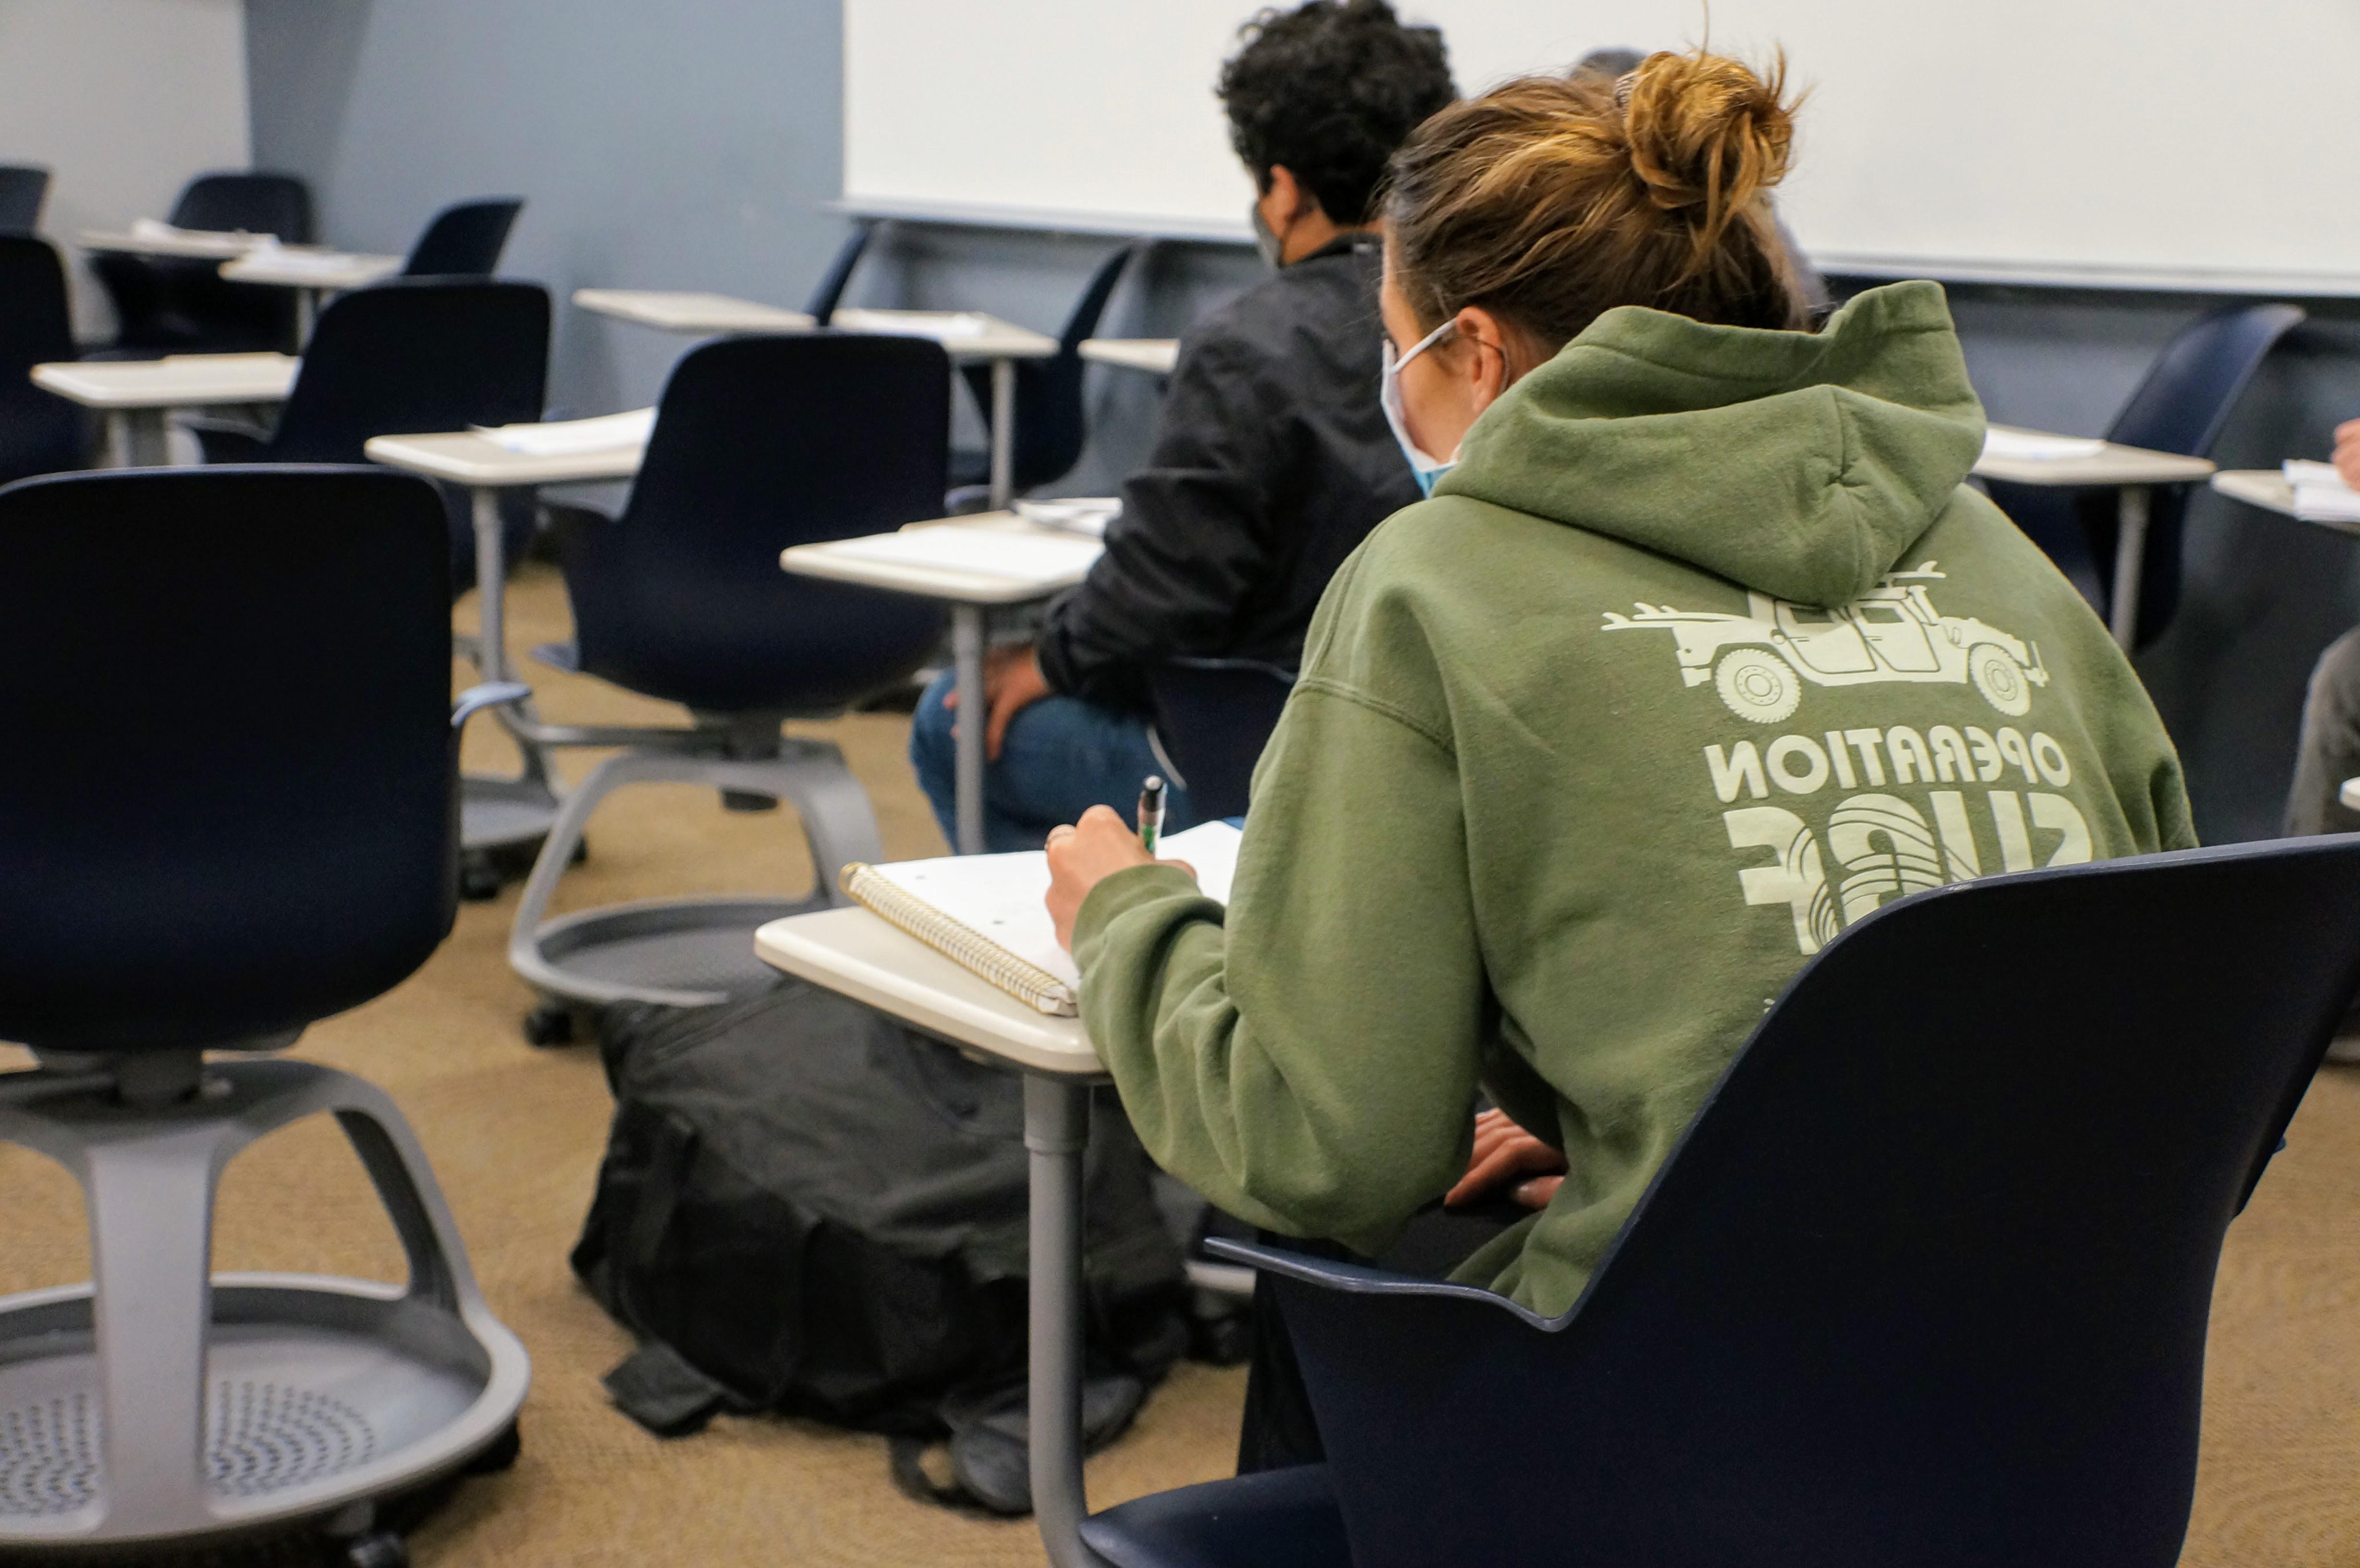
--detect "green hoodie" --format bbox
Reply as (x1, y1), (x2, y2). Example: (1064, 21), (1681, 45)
(1073, 281), (2195, 1319)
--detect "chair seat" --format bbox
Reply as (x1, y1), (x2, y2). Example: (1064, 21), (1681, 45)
(1078, 1463), (1350, 1568)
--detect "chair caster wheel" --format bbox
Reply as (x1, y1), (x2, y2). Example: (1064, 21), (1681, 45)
(459, 852), (505, 902)
(344, 1530), (409, 1568)
(522, 1003), (577, 1047)
(467, 1418), (523, 1474)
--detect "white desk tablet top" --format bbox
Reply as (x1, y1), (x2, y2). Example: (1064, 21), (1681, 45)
(1971, 424), (2215, 488)
(574, 289), (817, 334)
(2212, 469), (2298, 518)
(31, 352), (299, 408)
(1079, 338), (1180, 375)
(829, 308), (1058, 360)
(364, 428), (647, 488)
(755, 906), (1102, 1077)
(78, 225), (266, 260)
(781, 514), (1104, 604)
(221, 248), (403, 290)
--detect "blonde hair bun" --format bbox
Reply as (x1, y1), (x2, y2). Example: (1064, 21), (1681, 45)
(1622, 50), (1795, 235)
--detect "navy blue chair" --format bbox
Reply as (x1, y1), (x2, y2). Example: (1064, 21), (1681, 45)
(403, 197), (525, 277)
(91, 171), (315, 356)
(1147, 657), (1296, 821)
(188, 279), (550, 591)
(949, 243), (1141, 502)
(0, 467), (529, 1564)
(805, 220), (877, 326)
(504, 333), (951, 1041)
(1083, 834), (2360, 1568)
(1984, 304), (2305, 649)
(0, 237), (87, 483)
(0, 164), (49, 233)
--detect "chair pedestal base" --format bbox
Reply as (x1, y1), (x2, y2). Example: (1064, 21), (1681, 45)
(508, 735), (885, 1014)
(0, 1058), (529, 1554)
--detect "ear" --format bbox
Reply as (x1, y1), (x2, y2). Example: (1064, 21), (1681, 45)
(1265, 165), (1320, 222)
(1453, 304), (1517, 411)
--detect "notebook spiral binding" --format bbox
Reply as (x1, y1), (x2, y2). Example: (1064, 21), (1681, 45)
(840, 864), (1080, 1016)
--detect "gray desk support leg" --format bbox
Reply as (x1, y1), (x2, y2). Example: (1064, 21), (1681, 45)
(296, 287), (319, 344)
(105, 410), (134, 469)
(106, 409), (167, 469)
(2110, 485), (2151, 652)
(471, 487), (511, 683)
(1026, 1074), (1109, 1568)
(953, 601), (987, 854)
(990, 355), (1017, 512)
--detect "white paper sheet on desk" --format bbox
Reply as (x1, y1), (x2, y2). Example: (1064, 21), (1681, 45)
(473, 407), (656, 456)
(129, 217), (259, 248)
(831, 308), (990, 341)
(2285, 462), (2360, 523)
(1014, 498), (1119, 537)
(820, 527), (1103, 582)
(238, 239), (380, 274)
(868, 820), (1243, 992)
(1983, 428), (2108, 462)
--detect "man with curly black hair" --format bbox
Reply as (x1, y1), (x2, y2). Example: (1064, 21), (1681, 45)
(911, 0), (1455, 852)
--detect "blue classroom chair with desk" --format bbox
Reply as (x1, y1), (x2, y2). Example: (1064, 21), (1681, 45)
(0, 467), (529, 1568)
(402, 197), (526, 278)
(1082, 834), (2360, 1568)
(503, 332), (950, 1044)
(1984, 303), (2305, 649)
(0, 237), (87, 484)
(947, 243), (1142, 505)
(89, 171), (315, 357)
(1147, 657), (1296, 822)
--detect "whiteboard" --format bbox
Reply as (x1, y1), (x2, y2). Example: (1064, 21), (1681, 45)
(844, 0), (2360, 294)
(0, 0), (252, 334)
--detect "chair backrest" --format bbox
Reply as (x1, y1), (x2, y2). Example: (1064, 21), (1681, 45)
(2107, 303), (2307, 459)
(0, 237), (85, 484)
(1146, 657), (1295, 820)
(959, 243), (1140, 494)
(403, 197), (525, 276)
(1279, 835), (2360, 1568)
(804, 220), (877, 326)
(171, 171), (314, 242)
(0, 467), (460, 1054)
(559, 333), (950, 714)
(264, 279), (549, 464)
(0, 165), (49, 233)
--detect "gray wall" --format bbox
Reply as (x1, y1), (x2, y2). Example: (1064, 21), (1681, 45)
(244, 2), (2360, 844)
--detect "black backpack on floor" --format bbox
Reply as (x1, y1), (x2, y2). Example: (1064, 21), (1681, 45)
(571, 977), (1190, 1507)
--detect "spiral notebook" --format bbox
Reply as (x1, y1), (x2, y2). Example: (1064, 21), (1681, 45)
(838, 821), (1243, 1016)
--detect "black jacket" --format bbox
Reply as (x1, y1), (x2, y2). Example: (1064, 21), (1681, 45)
(1036, 235), (1421, 712)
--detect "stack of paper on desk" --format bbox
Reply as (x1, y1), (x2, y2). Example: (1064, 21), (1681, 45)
(2285, 460), (2360, 524)
(832, 308), (991, 341)
(840, 820), (1242, 1015)
(474, 407), (657, 456)
(1982, 428), (2108, 463)
(1014, 498), (1120, 537)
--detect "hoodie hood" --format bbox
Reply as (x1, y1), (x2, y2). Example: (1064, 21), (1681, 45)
(1434, 280), (1986, 609)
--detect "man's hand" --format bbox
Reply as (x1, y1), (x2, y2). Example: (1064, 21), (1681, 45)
(942, 643), (1054, 761)
(1045, 805), (1193, 951)
(1445, 1107), (1567, 1212)
(2335, 418), (2360, 491)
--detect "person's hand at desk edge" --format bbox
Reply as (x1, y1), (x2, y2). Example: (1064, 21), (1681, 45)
(2336, 417), (2360, 490)
(943, 642), (1052, 762)
(1445, 1106), (1566, 1212)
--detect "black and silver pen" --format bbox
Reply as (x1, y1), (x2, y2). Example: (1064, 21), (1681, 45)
(1137, 775), (1167, 856)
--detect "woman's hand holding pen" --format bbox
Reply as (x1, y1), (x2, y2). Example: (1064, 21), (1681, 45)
(1045, 805), (1193, 952)
(942, 643), (1053, 761)
(1446, 1107), (1567, 1211)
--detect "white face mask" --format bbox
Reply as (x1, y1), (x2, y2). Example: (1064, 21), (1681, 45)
(1380, 318), (1460, 498)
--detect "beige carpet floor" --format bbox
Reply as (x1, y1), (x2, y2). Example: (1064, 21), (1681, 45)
(2, 562), (2357, 1565)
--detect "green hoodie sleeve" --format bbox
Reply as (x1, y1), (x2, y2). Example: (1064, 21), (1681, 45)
(1072, 680), (1486, 1258)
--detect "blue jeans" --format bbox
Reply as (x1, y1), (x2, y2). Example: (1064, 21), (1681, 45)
(909, 669), (1195, 853)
